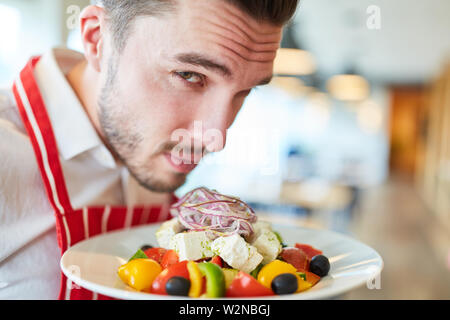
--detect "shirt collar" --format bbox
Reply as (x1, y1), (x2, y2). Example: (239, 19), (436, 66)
(33, 47), (117, 169)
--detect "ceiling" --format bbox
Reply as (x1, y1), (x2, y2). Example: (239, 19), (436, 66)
(291, 0), (450, 84)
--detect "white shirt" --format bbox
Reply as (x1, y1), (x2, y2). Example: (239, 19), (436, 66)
(0, 48), (171, 299)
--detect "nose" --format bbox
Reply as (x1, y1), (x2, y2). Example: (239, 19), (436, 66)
(189, 91), (238, 153)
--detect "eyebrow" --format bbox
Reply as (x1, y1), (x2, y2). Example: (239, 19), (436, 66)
(175, 52), (232, 78)
(174, 52), (273, 87)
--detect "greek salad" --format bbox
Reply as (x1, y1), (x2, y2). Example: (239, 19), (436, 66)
(117, 187), (330, 298)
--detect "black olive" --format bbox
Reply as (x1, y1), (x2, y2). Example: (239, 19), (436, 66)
(309, 255), (330, 277)
(271, 273), (298, 295)
(166, 276), (191, 296)
(140, 244), (153, 251)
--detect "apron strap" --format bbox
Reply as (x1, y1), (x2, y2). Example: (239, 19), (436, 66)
(12, 57), (74, 250)
(12, 56), (73, 215)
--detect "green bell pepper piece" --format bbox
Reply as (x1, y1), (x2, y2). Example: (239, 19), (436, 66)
(297, 272), (307, 281)
(197, 262), (225, 298)
(250, 263), (264, 279)
(128, 249), (148, 262)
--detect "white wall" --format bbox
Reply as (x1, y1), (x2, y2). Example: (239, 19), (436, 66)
(295, 0), (450, 83)
(0, 0), (89, 86)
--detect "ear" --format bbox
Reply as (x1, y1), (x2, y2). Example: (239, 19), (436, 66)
(79, 5), (107, 72)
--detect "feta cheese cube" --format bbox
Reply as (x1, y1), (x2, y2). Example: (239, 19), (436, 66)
(247, 220), (273, 243)
(251, 229), (282, 264)
(252, 220), (272, 237)
(155, 218), (184, 249)
(211, 234), (263, 273)
(169, 231), (214, 261)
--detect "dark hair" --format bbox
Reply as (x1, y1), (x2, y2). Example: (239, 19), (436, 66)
(92, 0), (299, 52)
(225, 0), (299, 25)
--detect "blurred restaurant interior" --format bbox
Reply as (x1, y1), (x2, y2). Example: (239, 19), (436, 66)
(0, 0), (449, 299)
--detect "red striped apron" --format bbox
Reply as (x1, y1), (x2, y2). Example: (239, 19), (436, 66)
(12, 56), (175, 300)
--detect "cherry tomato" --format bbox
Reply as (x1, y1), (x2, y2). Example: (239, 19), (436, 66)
(280, 247), (308, 271)
(160, 250), (179, 269)
(210, 256), (223, 268)
(295, 243), (323, 260)
(150, 261), (189, 295)
(226, 271), (274, 297)
(144, 247), (167, 264)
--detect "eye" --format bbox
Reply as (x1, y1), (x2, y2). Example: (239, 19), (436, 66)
(174, 71), (205, 86)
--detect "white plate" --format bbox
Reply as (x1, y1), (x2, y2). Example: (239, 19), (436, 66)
(61, 223), (383, 300)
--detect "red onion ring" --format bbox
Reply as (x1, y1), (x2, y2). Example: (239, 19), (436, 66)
(171, 187), (257, 239)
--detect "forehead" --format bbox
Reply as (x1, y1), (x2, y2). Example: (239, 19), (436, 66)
(132, 0), (283, 85)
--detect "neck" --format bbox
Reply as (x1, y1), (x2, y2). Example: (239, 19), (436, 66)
(66, 60), (109, 149)
(67, 61), (122, 162)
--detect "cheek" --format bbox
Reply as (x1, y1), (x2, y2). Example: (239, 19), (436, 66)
(232, 94), (248, 113)
(114, 63), (198, 147)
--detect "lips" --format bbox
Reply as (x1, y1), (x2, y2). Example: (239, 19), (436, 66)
(164, 153), (199, 174)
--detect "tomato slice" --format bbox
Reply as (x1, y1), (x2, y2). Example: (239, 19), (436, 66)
(160, 250), (179, 269)
(210, 256), (223, 268)
(143, 248), (167, 264)
(295, 243), (323, 260)
(150, 261), (189, 295)
(226, 271), (274, 297)
(303, 271), (321, 285)
(280, 247), (308, 271)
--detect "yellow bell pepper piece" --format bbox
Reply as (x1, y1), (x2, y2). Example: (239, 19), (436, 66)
(222, 268), (239, 289)
(296, 276), (313, 292)
(118, 258), (162, 292)
(257, 260), (297, 289)
(187, 261), (203, 298)
(257, 259), (312, 293)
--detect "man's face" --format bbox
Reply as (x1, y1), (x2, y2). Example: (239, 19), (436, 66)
(97, 0), (283, 193)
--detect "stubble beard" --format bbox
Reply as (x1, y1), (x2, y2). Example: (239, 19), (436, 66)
(96, 57), (186, 193)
